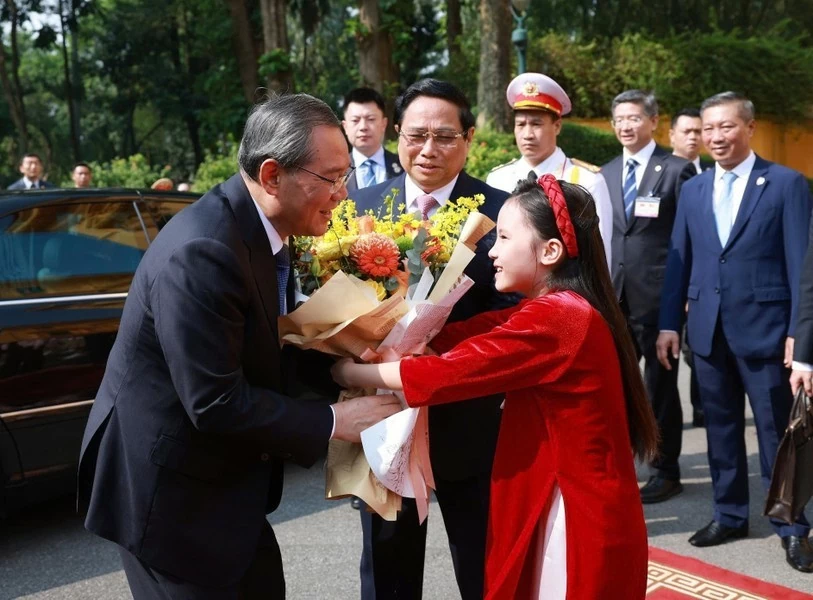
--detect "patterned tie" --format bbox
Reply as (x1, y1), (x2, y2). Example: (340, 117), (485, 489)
(623, 158), (638, 221)
(275, 246), (290, 315)
(360, 159), (377, 188)
(416, 194), (438, 220)
(715, 171), (738, 247)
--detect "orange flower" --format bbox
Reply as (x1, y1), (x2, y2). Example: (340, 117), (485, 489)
(421, 238), (443, 263)
(357, 215), (375, 234)
(350, 233), (401, 278)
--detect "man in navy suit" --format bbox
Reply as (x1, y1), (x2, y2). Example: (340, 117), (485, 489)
(350, 79), (509, 600)
(7, 153), (56, 190)
(77, 94), (401, 599)
(790, 214), (813, 397)
(342, 87), (402, 192)
(658, 92), (813, 572)
(601, 90), (696, 505)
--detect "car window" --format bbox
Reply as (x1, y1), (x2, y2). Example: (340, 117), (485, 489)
(0, 201), (148, 300)
(140, 200), (190, 240)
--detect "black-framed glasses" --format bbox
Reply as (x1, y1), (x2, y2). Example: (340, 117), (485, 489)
(297, 166), (356, 193)
(398, 129), (467, 148)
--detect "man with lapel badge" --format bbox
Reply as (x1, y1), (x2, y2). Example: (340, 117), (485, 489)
(657, 92), (813, 572)
(670, 106), (711, 428)
(486, 72), (613, 270)
(77, 94), (402, 599)
(602, 90), (696, 505)
(342, 87), (402, 192)
(350, 78), (509, 600)
(7, 153), (56, 190)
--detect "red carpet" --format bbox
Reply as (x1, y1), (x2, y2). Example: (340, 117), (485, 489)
(647, 546), (813, 599)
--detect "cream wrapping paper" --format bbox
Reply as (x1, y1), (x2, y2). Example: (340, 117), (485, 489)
(279, 212), (495, 522)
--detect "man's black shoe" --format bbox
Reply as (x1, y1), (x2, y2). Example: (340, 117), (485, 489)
(350, 496), (362, 510)
(692, 410), (705, 428)
(640, 476), (683, 504)
(689, 520), (748, 547)
(782, 536), (813, 573)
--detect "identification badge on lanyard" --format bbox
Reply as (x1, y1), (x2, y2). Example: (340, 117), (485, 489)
(634, 195), (661, 218)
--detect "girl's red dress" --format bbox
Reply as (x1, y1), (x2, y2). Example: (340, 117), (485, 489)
(400, 290), (648, 599)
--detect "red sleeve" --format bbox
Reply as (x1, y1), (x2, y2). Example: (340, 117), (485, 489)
(430, 301), (527, 354)
(403, 293), (593, 407)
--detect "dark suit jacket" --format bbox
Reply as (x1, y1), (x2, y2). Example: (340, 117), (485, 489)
(601, 145), (695, 325)
(345, 148), (402, 193)
(7, 178), (55, 190)
(660, 156), (812, 359)
(77, 174), (333, 587)
(351, 171), (509, 480)
(793, 206), (813, 363)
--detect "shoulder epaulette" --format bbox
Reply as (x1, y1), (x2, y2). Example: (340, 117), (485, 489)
(570, 158), (600, 173)
(489, 157), (519, 173)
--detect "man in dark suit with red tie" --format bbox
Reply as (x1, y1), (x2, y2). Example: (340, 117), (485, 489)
(601, 90), (696, 505)
(658, 92), (812, 572)
(350, 78), (509, 600)
(77, 94), (401, 599)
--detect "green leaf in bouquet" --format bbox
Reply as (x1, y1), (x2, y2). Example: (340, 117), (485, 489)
(412, 228), (429, 250)
(300, 251), (313, 263)
(406, 248), (424, 274)
(384, 276), (400, 292)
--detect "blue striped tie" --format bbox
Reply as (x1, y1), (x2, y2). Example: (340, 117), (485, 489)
(275, 247), (290, 315)
(623, 158), (638, 221)
(360, 159), (377, 188)
(715, 171), (738, 247)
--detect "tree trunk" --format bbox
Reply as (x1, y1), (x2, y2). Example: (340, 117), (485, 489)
(259, 0), (293, 93)
(1, 0), (29, 151)
(70, 0), (83, 150)
(446, 0), (462, 71)
(476, 0), (511, 131)
(357, 0), (399, 136)
(58, 0), (81, 162)
(225, 0), (260, 103)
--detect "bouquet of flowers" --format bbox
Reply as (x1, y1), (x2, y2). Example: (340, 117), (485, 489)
(279, 191), (495, 522)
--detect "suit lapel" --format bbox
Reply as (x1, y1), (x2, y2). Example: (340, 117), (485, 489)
(627, 148), (667, 232)
(726, 157), (770, 248)
(223, 175), (281, 339)
(602, 157), (626, 231)
(698, 174), (722, 252)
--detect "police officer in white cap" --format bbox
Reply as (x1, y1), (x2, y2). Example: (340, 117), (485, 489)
(487, 73), (613, 267)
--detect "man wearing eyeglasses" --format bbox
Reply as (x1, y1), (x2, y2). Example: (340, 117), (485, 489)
(77, 93), (401, 599)
(349, 79), (510, 600)
(601, 90), (696, 506)
(342, 87), (402, 191)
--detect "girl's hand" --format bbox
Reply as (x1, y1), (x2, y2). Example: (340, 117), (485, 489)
(331, 358), (357, 389)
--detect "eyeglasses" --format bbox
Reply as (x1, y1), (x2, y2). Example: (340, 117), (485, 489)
(610, 116), (645, 128)
(297, 166), (355, 193)
(398, 129), (467, 148)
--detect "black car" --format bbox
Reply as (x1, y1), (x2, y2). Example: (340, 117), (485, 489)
(0, 188), (197, 514)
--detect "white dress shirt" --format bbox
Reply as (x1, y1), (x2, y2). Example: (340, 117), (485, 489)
(404, 174), (459, 217)
(352, 146), (387, 186)
(692, 158), (702, 175)
(251, 196), (338, 437)
(713, 151), (756, 230)
(23, 177), (42, 189)
(622, 139), (657, 189)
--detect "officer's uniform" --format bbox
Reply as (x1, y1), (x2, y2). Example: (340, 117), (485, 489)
(486, 73), (613, 268)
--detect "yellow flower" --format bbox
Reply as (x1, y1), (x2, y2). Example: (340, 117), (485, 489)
(363, 279), (387, 301)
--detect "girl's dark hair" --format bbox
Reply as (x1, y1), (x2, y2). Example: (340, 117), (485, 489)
(510, 177), (658, 461)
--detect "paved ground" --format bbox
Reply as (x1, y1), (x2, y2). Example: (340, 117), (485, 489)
(1, 366), (812, 599)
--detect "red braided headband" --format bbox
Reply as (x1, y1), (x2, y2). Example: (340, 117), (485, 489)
(537, 174), (579, 258)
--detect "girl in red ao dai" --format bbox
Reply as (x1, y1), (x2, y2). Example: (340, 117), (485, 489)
(332, 175), (658, 600)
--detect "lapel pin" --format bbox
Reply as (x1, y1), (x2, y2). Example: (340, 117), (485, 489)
(756, 176), (765, 186)
(654, 165), (662, 173)
(393, 164), (402, 174)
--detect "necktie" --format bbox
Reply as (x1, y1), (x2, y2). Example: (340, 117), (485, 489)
(360, 159), (377, 188)
(275, 246), (290, 315)
(623, 158), (638, 221)
(416, 194), (438, 220)
(528, 169), (538, 182)
(715, 171), (738, 247)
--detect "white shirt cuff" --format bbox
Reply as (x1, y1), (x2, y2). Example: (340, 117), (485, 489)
(329, 405), (337, 439)
(792, 361), (813, 372)
(660, 330), (679, 334)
